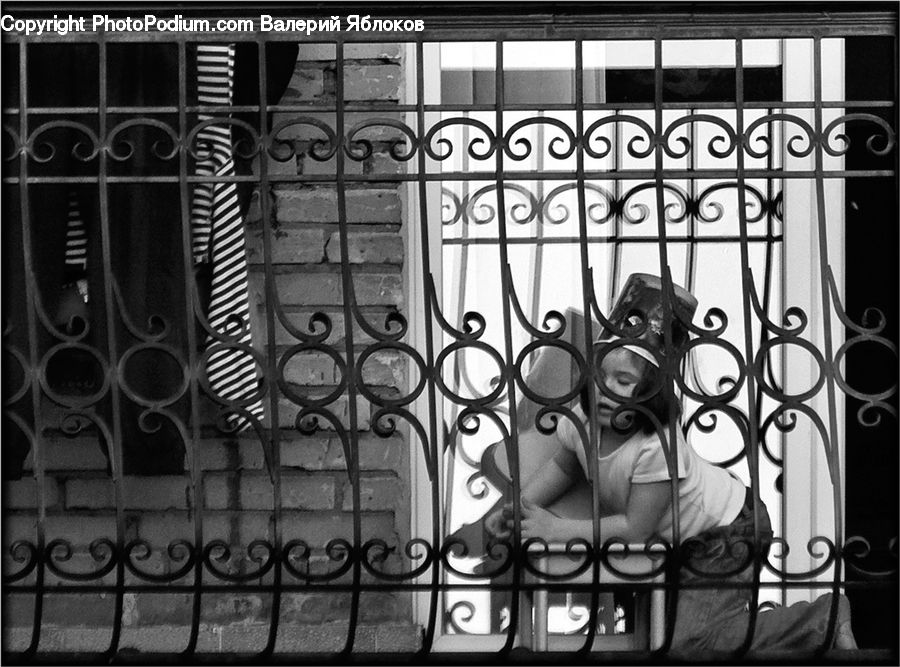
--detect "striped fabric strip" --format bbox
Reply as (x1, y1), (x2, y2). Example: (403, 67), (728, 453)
(64, 190), (88, 273)
(190, 44), (264, 429)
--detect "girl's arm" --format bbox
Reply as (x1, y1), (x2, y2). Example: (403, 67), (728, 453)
(521, 480), (672, 544)
(521, 446), (578, 507)
(486, 446), (578, 539)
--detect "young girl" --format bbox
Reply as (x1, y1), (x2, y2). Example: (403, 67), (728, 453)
(486, 273), (856, 655)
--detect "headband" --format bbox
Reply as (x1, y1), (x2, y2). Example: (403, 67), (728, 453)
(601, 335), (661, 368)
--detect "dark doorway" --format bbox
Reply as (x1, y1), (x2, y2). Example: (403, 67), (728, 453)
(843, 35), (899, 651)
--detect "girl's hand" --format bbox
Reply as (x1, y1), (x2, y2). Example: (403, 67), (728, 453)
(484, 503), (514, 540)
(520, 498), (564, 542)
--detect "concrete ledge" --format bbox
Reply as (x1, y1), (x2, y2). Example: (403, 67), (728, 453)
(3, 621), (421, 655)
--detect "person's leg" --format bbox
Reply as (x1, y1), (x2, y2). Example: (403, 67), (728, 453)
(673, 497), (856, 655)
(671, 492), (772, 656)
(706, 592), (855, 653)
(670, 529), (758, 655)
(756, 593), (855, 651)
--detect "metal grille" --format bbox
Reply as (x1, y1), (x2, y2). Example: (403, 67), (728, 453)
(2, 6), (897, 663)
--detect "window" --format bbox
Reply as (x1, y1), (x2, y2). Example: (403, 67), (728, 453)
(403, 29), (897, 653)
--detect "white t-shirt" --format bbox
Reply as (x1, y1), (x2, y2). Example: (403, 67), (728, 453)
(555, 405), (745, 542)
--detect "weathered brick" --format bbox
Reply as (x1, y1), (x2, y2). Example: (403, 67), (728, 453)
(203, 472), (335, 510)
(344, 112), (410, 142)
(3, 611), (417, 654)
(198, 438), (267, 471)
(341, 476), (403, 511)
(374, 622), (421, 652)
(22, 437), (108, 472)
(295, 43), (336, 62)
(64, 478), (114, 510)
(281, 473), (336, 510)
(40, 593), (116, 626)
(3, 477), (60, 509)
(277, 436), (330, 469)
(281, 592), (347, 623)
(267, 308), (397, 346)
(270, 112), (407, 143)
(244, 192), (263, 224)
(65, 476), (191, 511)
(120, 625), (203, 653)
(275, 395), (371, 431)
(266, 150), (300, 176)
(281, 511), (397, 548)
(344, 65), (401, 101)
(270, 112), (334, 144)
(358, 511), (400, 545)
(42, 513), (118, 549)
(250, 270), (403, 308)
(281, 591), (406, 624)
(346, 43), (403, 60)
(300, 148), (408, 177)
(246, 225), (326, 264)
(203, 511), (273, 543)
(132, 510), (280, 546)
(359, 349), (409, 388)
(2, 595), (34, 631)
(3, 513), (38, 544)
(300, 152), (360, 176)
(325, 231), (403, 265)
(126, 477), (192, 510)
(274, 186), (401, 224)
(41, 548), (116, 587)
(280, 349), (343, 385)
(273, 621), (377, 653)
(132, 511), (195, 546)
(280, 67), (326, 103)
(121, 547), (171, 584)
(13, 625), (201, 653)
(203, 473), (251, 510)
(358, 434), (405, 471)
(130, 592), (194, 627)
(367, 150), (408, 175)
(202, 592), (268, 623)
(279, 433), (403, 472)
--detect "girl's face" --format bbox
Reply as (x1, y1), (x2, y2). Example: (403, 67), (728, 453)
(594, 347), (648, 427)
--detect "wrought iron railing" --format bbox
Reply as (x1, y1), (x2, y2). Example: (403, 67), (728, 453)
(2, 4), (898, 663)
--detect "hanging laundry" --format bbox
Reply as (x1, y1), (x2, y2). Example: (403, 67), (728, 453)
(190, 44), (265, 430)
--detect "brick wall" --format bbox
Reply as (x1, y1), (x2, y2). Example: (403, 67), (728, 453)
(2, 41), (420, 655)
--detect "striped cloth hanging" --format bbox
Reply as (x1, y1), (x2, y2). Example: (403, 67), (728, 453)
(64, 190), (88, 274)
(190, 44), (264, 429)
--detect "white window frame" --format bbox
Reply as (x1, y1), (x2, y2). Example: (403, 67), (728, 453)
(403, 36), (849, 649)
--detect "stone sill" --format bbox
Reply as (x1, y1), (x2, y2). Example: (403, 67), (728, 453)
(3, 621), (422, 654)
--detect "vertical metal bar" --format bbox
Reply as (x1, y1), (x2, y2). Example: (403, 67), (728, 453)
(652, 36), (682, 657)
(685, 108), (697, 294)
(95, 34), (127, 660)
(175, 38), (205, 658)
(610, 71), (623, 299)
(757, 100), (780, 612)
(810, 35), (845, 654)
(413, 39), (442, 655)
(492, 39), (525, 656)
(530, 117), (545, 323)
(573, 37), (603, 654)
(732, 38), (765, 656)
(254, 36), (284, 658)
(777, 38), (791, 612)
(333, 39), (363, 655)
(15, 37), (46, 659)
